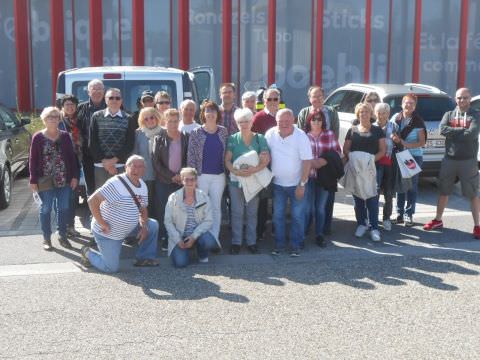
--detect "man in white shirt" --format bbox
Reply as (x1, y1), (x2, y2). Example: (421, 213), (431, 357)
(265, 109), (313, 257)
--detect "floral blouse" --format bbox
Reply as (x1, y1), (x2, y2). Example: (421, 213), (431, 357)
(41, 135), (67, 188)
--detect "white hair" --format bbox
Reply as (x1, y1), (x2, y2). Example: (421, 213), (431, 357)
(234, 108), (254, 123)
(40, 106), (62, 121)
(276, 108), (293, 120)
(374, 102), (391, 114)
(87, 79), (104, 90)
(242, 91), (256, 102)
(263, 88), (280, 100)
(126, 155), (145, 167)
(180, 99), (196, 110)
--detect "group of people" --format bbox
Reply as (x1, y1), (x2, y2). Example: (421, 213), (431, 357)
(28, 79), (480, 273)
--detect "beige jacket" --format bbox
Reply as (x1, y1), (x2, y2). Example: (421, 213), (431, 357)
(164, 188), (217, 256)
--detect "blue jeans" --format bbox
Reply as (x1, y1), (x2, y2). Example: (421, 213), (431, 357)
(396, 155), (423, 217)
(272, 184), (306, 251)
(38, 186), (72, 240)
(353, 195), (379, 230)
(170, 231), (218, 268)
(304, 180), (329, 236)
(88, 218), (159, 273)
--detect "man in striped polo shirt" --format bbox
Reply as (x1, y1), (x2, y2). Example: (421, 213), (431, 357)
(81, 155), (159, 272)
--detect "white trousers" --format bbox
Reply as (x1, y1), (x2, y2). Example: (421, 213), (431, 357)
(197, 173), (226, 241)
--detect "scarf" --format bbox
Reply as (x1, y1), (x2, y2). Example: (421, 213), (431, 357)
(394, 110), (427, 141)
(141, 126), (164, 155)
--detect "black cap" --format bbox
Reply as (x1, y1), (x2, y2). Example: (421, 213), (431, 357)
(140, 90), (154, 101)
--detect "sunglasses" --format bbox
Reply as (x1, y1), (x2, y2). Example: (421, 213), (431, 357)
(366, 98), (379, 103)
(108, 96), (121, 101)
(456, 96), (469, 100)
(144, 115), (157, 121)
(157, 101), (170, 105)
(266, 98), (279, 102)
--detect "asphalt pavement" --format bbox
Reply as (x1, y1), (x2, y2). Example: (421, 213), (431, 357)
(1, 176), (480, 359)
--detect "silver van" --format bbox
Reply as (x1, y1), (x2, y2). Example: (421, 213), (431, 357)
(56, 66), (216, 112)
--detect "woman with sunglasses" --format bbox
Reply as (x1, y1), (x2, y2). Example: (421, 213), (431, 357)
(225, 108), (270, 254)
(304, 110), (342, 247)
(187, 100), (228, 243)
(154, 90), (171, 124)
(29, 106), (79, 251)
(152, 108), (189, 250)
(164, 167), (219, 267)
(133, 107), (164, 221)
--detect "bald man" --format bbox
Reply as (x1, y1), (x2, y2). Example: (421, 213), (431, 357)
(424, 87), (480, 239)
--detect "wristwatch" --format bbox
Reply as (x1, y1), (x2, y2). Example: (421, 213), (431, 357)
(299, 180), (307, 187)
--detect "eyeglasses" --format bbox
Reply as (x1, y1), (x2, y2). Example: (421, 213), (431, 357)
(237, 120), (250, 125)
(108, 96), (121, 101)
(266, 98), (279, 102)
(157, 101), (170, 105)
(182, 177), (196, 182)
(311, 119), (323, 122)
(204, 108), (216, 113)
(366, 98), (380, 103)
(456, 96), (469, 100)
(144, 115), (157, 121)
(46, 115), (60, 120)
(63, 102), (76, 106)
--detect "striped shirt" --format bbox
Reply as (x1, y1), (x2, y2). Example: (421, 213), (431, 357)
(183, 203), (198, 238)
(92, 174), (148, 240)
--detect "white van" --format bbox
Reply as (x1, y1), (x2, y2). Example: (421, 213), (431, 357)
(56, 66), (216, 112)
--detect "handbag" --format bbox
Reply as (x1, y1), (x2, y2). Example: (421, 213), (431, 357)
(395, 149), (422, 179)
(37, 175), (54, 192)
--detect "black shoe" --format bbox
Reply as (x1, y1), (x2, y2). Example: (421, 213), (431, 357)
(290, 250), (300, 258)
(58, 236), (73, 249)
(211, 247), (221, 254)
(43, 239), (53, 251)
(87, 239), (98, 250)
(247, 244), (258, 254)
(80, 245), (92, 267)
(394, 215), (404, 224)
(324, 228), (332, 236)
(124, 236), (137, 246)
(66, 226), (80, 238)
(160, 238), (168, 252)
(316, 235), (326, 248)
(230, 244), (241, 255)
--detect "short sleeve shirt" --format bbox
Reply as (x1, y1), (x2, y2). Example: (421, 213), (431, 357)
(345, 125), (385, 155)
(92, 174), (148, 240)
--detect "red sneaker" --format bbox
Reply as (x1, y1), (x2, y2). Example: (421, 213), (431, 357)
(473, 226), (480, 239)
(423, 219), (443, 231)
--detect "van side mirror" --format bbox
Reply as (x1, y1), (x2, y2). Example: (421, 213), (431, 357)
(21, 117), (31, 126)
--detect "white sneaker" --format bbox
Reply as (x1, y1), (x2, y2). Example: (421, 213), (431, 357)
(198, 257), (209, 263)
(355, 225), (368, 238)
(370, 229), (381, 242)
(382, 219), (392, 231)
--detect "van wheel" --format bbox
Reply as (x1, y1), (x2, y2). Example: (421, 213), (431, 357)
(0, 166), (12, 209)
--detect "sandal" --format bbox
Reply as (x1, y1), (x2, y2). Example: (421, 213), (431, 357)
(133, 259), (160, 267)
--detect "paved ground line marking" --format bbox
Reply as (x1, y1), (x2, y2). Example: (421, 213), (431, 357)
(0, 262), (82, 277)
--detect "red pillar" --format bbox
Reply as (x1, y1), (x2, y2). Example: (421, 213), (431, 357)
(14, 0), (32, 112)
(364, 0), (372, 83)
(89, 0), (103, 66)
(267, 0), (276, 85)
(178, 0), (190, 70)
(132, 0), (145, 65)
(412, 0), (422, 82)
(386, 0), (393, 83)
(315, 0), (324, 86)
(50, 0), (65, 103)
(222, 0), (232, 82)
(457, 0), (469, 88)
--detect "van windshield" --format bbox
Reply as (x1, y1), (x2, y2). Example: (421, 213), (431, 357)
(71, 80), (177, 113)
(383, 95), (455, 122)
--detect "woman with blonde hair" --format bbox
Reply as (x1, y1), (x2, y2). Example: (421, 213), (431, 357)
(133, 107), (164, 218)
(29, 107), (79, 250)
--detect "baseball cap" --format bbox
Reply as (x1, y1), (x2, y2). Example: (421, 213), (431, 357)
(141, 90), (154, 101)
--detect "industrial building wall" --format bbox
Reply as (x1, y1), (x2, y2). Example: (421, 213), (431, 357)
(1, 0), (479, 113)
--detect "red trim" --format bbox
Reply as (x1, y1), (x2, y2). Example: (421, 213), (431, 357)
(315, 0), (324, 85)
(309, 0), (314, 84)
(222, 0), (232, 82)
(412, 0), (422, 82)
(169, 0), (173, 66)
(178, 0), (189, 70)
(50, 0), (65, 103)
(267, 0), (276, 85)
(457, 0), (469, 88)
(71, 0), (77, 67)
(14, 0), (32, 112)
(364, 0), (372, 82)
(118, 0), (122, 65)
(236, 0), (241, 95)
(89, 0), (103, 66)
(132, 0), (145, 65)
(386, 0), (393, 83)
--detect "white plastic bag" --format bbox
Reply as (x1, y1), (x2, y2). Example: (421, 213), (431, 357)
(395, 149), (422, 178)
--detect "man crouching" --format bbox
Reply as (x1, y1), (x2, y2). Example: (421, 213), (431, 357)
(81, 155), (159, 272)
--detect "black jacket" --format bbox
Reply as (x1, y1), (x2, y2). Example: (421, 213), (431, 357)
(316, 151), (344, 192)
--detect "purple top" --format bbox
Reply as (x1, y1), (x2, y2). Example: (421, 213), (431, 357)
(201, 129), (224, 175)
(29, 131), (80, 185)
(168, 138), (182, 174)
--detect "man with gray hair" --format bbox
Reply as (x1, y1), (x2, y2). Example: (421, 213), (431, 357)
(89, 87), (136, 189)
(81, 155), (159, 272)
(265, 108), (313, 257)
(241, 91), (257, 114)
(77, 79), (106, 196)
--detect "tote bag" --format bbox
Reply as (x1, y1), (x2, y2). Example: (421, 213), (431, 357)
(395, 149), (422, 178)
